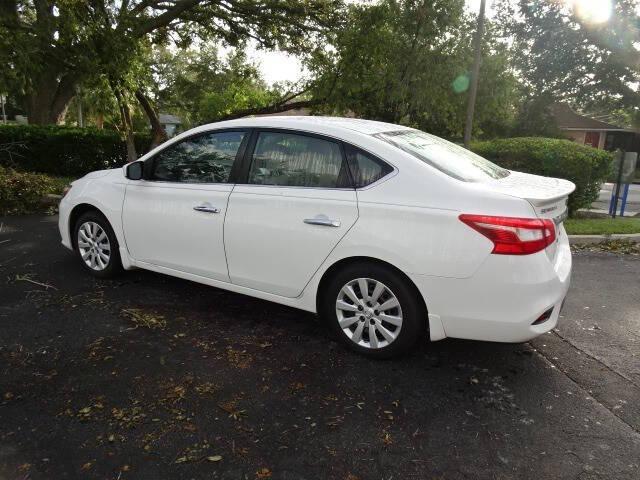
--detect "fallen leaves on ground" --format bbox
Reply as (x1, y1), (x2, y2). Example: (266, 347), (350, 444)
(226, 346), (253, 369)
(218, 400), (247, 420)
(174, 440), (214, 464)
(571, 240), (640, 255)
(194, 382), (220, 396)
(121, 308), (167, 330)
(256, 467), (272, 478)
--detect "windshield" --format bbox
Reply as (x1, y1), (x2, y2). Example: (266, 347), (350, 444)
(375, 130), (510, 182)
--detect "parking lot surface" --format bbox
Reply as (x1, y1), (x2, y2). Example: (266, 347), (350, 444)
(1, 216), (639, 479)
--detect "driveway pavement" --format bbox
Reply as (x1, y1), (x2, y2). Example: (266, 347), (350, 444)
(591, 182), (640, 214)
(1, 216), (639, 480)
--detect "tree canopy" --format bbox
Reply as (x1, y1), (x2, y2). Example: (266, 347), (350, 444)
(496, 0), (640, 128)
(1, 0), (342, 125)
(3, 0), (640, 144)
(305, 0), (519, 139)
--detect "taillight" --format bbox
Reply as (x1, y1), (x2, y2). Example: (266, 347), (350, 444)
(459, 214), (556, 255)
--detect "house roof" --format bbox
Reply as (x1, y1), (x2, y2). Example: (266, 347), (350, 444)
(551, 104), (629, 131)
(159, 113), (181, 125)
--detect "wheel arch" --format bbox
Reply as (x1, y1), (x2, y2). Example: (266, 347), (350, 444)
(315, 256), (428, 320)
(68, 203), (109, 249)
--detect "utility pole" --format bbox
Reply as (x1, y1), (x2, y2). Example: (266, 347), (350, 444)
(463, 0), (487, 148)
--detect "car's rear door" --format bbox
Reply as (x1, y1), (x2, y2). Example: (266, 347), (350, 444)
(224, 129), (359, 297)
(122, 129), (248, 282)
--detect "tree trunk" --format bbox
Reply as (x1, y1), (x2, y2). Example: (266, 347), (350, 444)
(135, 89), (168, 148)
(27, 72), (78, 125)
(112, 86), (138, 162)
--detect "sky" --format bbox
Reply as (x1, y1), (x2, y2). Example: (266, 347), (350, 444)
(250, 0), (496, 85)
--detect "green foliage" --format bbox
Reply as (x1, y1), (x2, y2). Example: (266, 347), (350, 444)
(471, 137), (613, 215)
(306, 0), (519, 139)
(511, 94), (564, 138)
(0, 125), (151, 176)
(2, 0), (343, 125)
(565, 218), (640, 235)
(153, 46), (281, 125)
(0, 166), (55, 215)
(496, 0), (640, 120)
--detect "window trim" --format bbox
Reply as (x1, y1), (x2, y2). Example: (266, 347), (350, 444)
(343, 143), (395, 190)
(236, 128), (356, 190)
(142, 128), (251, 185)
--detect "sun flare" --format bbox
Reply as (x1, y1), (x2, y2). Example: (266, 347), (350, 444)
(571, 0), (613, 25)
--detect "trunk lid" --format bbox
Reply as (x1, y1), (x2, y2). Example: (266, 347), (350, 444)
(486, 170), (574, 220)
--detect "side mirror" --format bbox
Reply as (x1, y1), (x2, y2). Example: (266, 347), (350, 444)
(126, 161), (144, 180)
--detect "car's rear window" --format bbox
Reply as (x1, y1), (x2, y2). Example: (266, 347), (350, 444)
(375, 130), (510, 182)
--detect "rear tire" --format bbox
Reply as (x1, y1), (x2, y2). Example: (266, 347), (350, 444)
(320, 262), (426, 359)
(73, 211), (123, 279)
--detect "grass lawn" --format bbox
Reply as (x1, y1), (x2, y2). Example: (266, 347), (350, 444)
(565, 217), (640, 235)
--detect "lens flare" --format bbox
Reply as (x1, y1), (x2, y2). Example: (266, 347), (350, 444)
(452, 74), (470, 94)
(572, 0), (612, 25)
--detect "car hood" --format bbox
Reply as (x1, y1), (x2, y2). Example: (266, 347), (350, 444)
(82, 169), (117, 180)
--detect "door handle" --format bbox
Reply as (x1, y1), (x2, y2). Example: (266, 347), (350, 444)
(304, 217), (341, 227)
(193, 205), (221, 214)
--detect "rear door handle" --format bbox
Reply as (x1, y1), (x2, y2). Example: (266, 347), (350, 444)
(304, 217), (341, 227)
(194, 204), (221, 214)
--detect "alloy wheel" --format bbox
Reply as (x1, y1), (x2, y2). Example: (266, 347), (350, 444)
(77, 221), (111, 271)
(335, 278), (403, 349)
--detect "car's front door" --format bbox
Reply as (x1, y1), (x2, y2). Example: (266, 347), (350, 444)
(122, 130), (247, 282)
(224, 130), (359, 298)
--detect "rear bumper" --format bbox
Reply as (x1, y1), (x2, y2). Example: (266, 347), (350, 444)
(411, 227), (572, 343)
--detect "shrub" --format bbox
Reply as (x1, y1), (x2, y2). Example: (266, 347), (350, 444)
(471, 137), (613, 215)
(0, 124), (152, 177)
(0, 166), (56, 215)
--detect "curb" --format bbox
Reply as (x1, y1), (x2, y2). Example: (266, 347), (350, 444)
(569, 233), (640, 245)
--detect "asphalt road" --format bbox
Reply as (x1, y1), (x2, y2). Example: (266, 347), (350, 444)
(1, 216), (639, 480)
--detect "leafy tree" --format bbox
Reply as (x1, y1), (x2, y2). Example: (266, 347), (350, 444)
(1, 0), (343, 146)
(149, 44), (281, 126)
(304, 0), (518, 139)
(496, 0), (640, 127)
(197, 51), (281, 122)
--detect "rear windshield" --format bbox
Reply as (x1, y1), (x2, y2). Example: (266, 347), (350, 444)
(375, 130), (510, 182)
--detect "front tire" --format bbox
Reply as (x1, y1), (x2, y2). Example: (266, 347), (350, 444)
(320, 262), (426, 359)
(73, 211), (123, 278)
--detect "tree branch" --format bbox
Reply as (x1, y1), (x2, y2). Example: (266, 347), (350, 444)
(217, 98), (323, 121)
(134, 0), (202, 36)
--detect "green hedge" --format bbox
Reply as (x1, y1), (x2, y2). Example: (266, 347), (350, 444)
(0, 125), (151, 177)
(0, 166), (56, 215)
(471, 137), (613, 215)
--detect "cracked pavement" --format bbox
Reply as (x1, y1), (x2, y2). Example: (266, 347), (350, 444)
(1, 215), (639, 480)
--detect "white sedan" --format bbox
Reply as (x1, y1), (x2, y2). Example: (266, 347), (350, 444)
(59, 117), (574, 358)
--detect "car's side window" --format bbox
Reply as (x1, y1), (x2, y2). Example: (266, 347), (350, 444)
(247, 131), (351, 188)
(344, 144), (394, 188)
(149, 131), (246, 183)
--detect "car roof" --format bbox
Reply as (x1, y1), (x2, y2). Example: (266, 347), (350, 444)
(198, 116), (412, 136)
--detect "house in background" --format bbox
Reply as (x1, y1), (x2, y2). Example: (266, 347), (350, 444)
(552, 103), (640, 151)
(159, 113), (182, 137)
